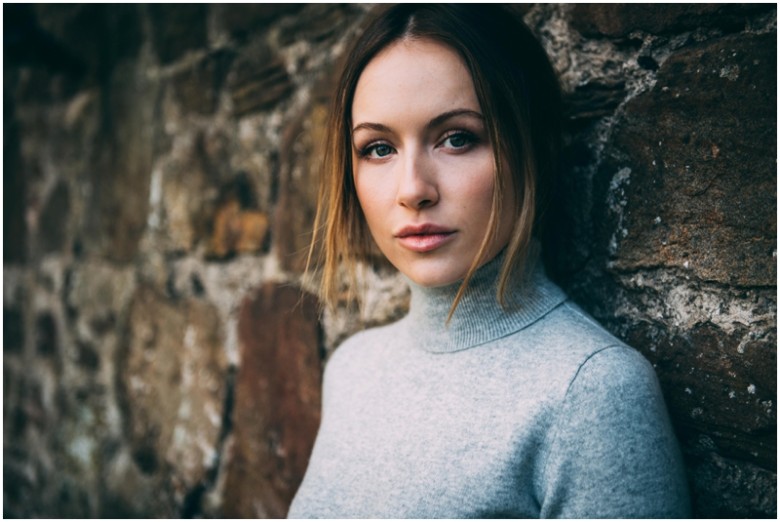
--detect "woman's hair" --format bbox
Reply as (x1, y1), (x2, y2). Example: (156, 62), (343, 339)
(307, 4), (562, 317)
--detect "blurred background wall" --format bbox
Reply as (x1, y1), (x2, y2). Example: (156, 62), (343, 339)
(3, 4), (776, 518)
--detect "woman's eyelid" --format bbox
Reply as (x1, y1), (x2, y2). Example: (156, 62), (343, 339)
(442, 128), (476, 139)
(353, 127), (393, 150)
(436, 117), (483, 138)
(437, 128), (479, 148)
(358, 139), (396, 159)
(355, 135), (392, 154)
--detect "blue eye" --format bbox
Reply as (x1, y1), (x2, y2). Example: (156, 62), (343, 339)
(361, 142), (395, 159)
(373, 144), (393, 157)
(442, 131), (476, 149)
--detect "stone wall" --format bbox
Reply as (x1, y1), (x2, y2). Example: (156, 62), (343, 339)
(3, 4), (776, 518)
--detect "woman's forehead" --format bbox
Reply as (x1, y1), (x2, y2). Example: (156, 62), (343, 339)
(351, 39), (480, 128)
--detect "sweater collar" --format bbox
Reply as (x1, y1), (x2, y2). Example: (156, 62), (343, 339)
(403, 242), (567, 353)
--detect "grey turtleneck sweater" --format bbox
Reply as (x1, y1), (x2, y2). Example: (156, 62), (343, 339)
(288, 250), (690, 518)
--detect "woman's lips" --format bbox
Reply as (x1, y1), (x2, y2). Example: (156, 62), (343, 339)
(394, 224), (456, 253)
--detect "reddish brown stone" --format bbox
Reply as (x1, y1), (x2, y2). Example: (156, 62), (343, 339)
(209, 200), (269, 258)
(598, 32), (776, 286)
(223, 283), (322, 518)
(206, 172), (267, 258)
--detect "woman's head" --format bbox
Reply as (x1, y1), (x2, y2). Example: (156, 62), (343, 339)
(352, 37), (516, 290)
(310, 4), (562, 315)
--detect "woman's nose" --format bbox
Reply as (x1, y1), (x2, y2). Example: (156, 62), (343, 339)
(395, 151), (439, 210)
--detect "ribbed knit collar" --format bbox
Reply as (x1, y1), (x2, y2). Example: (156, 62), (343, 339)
(404, 243), (567, 353)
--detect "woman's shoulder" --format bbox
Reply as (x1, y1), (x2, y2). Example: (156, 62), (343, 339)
(516, 299), (657, 391)
(537, 337), (688, 517)
(530, 301), (663, 415)
(539, 300), (625, 350)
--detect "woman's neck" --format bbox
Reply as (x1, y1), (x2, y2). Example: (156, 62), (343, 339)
(403, 243), (567, 353)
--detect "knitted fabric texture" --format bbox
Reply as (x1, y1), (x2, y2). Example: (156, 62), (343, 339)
(288, 250), (690, 518)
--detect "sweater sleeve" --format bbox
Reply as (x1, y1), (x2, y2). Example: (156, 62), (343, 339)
(538, 346), (691, 518)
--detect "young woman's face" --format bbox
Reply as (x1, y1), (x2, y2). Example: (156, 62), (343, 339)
(351, 38), (516, 287)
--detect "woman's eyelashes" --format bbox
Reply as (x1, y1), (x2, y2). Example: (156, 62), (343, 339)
(359, 141), (396, 159)
(438, 130), (479, 151)
(356, 129), (480, 160)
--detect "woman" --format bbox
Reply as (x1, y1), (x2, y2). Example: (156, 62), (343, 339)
(289, 5), (690, 518)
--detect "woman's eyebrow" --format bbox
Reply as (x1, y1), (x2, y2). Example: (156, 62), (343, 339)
(428, 108), (484, 128)
(352, 121), (392, 134)
(352, 108), (484, 134)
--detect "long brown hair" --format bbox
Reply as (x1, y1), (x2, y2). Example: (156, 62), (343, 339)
(307, 4), (562, 318)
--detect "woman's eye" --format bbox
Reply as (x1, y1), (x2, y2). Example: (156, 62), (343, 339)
(361, 143), (395, 159)
(441, 131), (476, 150)
(373, 144), (393, 157)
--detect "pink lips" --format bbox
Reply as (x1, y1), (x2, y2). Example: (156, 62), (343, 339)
(394, 224), (456, 253)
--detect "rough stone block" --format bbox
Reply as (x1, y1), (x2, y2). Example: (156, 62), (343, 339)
(227, 44), (293, 117)
(564, 80), (626, 124)
(275, 102), (328, 273)
(158, 136), (220, 253)
(689, 452), (777, 518)
(3, 97), (26, 263)
(222, 283), (322, 518)
(3, 4), (102, 106)
(65, 261), (136, 342)
(119, 285), (228, 504)
(148, 4), (208, 65)
(599, 32), (776, 286)
(570, 4), (773, 38)
(623, 320), (776, 468)
(33, 4), (142, 83)
(4, 307), (24, 353)
(79, 61), (160, 262)
(207, 173), (269, 258)
(209, 201), (269, 258)
(214, 4), (303, 41)
(278, 4), (359, 45)
(170, 50), (235, 115)
(3, 3), (776, 519)
(35, 312), (58, 357)
(39, 181), (70, 255)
